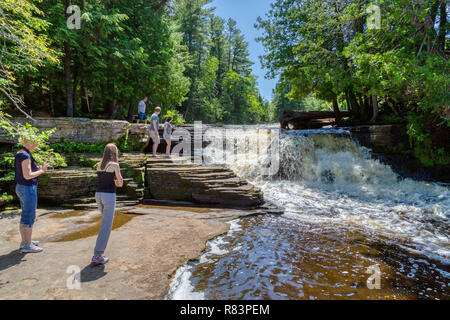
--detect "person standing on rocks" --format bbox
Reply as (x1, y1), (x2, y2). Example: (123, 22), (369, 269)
(14, 138), (49, 253)
(149, 106), (161, 157)
(163, 115), (173, 158)
(137, 97), (148, 124)
(92, 143), (123, 265)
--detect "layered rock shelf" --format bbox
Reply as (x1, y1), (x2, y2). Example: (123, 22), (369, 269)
(32, 153), (264, 209)
(0, 118), (151, 151)
(146, 157), (263, 208)
(37, 153), (148, 206)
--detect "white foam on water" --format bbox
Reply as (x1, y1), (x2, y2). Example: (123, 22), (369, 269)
(166, 265), (205, 300)
(207, 128), (449, 263)
(169, 127), (450, 299)
(168, 220), (242, 300)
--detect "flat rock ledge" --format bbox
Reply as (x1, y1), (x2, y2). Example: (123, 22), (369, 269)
(0, 204), (264, 300)
(146, 157), (264, 208)
(32, 153), (263, 209)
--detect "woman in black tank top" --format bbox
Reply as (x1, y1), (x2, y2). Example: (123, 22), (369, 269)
(97, 163), (117, 193)
(91, 143), (123, 265)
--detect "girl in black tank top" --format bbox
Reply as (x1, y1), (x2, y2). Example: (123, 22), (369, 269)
(97, 163), (116, 193)
(92, 144), (123, 265)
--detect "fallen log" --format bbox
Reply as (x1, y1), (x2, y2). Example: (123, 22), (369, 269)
(280, 110), (349, 129)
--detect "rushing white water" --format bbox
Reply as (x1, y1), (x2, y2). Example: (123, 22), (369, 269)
(216, 128), (450, 262)
(168, 126), (449, 300)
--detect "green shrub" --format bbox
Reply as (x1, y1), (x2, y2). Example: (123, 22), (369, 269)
(163, 109), (185, 125)
(407, 113), (449, 167)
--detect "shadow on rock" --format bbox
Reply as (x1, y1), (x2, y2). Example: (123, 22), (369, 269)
(0, 250), (26, 272)
(0, 211), (21, 220)
(79, 264), (107, 283)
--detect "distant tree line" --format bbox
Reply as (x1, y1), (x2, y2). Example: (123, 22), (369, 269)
(256, 0), (449, 166)
(0, 0), (271, 124)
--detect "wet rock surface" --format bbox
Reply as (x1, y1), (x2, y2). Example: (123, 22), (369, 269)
(0, 204), (263, 299)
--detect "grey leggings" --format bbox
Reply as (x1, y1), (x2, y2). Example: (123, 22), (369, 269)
(94, 192), (116, 255)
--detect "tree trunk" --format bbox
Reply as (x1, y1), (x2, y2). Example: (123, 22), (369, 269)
(347, 90), (360, 117)
(127, 101), (134, 122)
(72, 73), (78, 111)
(49, 89), (54, 116)
(64, 42), (74, 117)
(345, 93), (352, 113)
(332, 96), (340, 118)
(370, 95), (379, 123)
(111, 100), (119, 119)
(438, 0), (447, 52)
(85, 87), (90, 113)
(64, 0), (73, 117)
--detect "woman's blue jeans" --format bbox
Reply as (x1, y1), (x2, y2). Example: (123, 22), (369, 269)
(16, 184), (38, 228)
(94, 192), (116, 255)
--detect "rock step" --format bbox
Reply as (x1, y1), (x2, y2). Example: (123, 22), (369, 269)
(146, 157), (190, 165)
(180, 171), (236, 179)
(204, 178), (245, 186)
(71, 200), (141, 210)
(146, 162), (264, 208)
(65, 194), (137, 204)
(187, 177), (245, 187)
(149, 167), (230, 174)
(148, 163), (202, 169)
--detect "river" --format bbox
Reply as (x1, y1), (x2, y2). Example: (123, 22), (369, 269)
(168, 126), (449, 300)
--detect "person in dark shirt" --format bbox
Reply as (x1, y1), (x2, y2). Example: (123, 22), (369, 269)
(92, 143), (123, 265)
(14, 138), (49, 253)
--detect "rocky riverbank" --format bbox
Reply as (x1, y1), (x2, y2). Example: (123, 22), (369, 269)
(0, 204), (268, 299)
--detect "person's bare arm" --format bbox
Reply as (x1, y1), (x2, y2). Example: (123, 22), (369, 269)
(21, 159), (47, 180)
(113, 163), (123, 187)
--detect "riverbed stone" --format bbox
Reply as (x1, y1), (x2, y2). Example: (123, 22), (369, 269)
(0, 204), (264, 299)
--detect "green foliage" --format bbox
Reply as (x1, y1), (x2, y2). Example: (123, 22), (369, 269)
(407, 114), (449, 166)
(257, 0), (449, 166)
(163, 109), (185, 125)
(0, 152), (15, 182)
(51, 138), (133, 154)
(0, 112), (56, 144)
(2, 0), (190, 118)
(0, 0), (58, 104)
(1, 193), (13, 202)
(116, 133), (132, 153)
(0, 113), (66, 183)
(50, 141), (106, 154)
(172, 1), (267, 124)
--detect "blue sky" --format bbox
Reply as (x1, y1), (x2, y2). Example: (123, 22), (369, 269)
(207, 0), (277, 102)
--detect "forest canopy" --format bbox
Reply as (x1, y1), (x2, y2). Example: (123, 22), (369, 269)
(256, 0), (449, 166)
(0, 0), (271, 124)
(0, 0), (448, 165)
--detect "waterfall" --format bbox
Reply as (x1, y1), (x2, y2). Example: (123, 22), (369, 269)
(203, 127), (450, 262)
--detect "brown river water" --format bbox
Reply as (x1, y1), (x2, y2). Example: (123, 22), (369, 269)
(168, 126), (449, 300)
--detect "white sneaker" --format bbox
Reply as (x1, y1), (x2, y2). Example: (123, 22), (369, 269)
(20, 240), (39, 249)
(21, 244), (43, 253)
